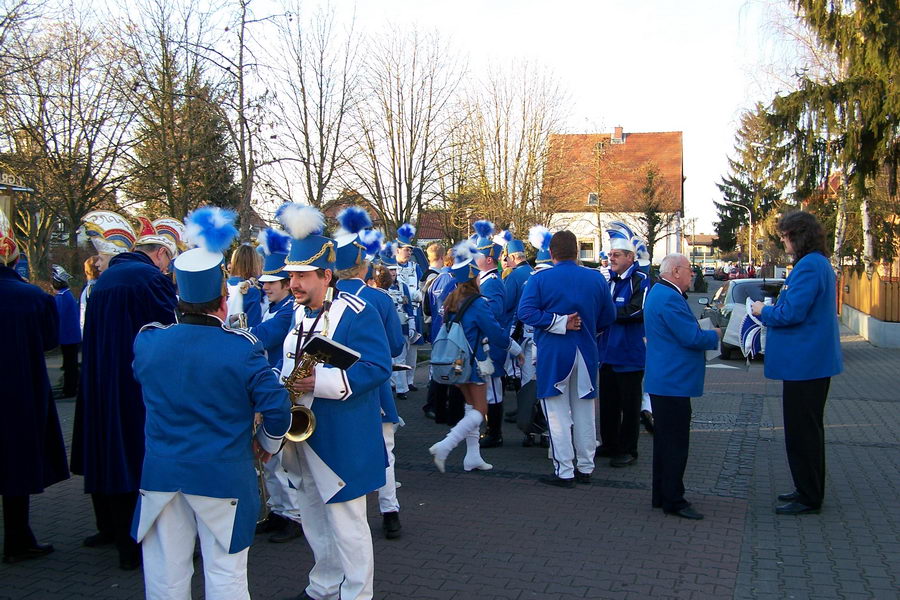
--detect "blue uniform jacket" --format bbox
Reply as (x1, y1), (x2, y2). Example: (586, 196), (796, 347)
(518, 261), (616, 399)
(132, 317), (291, 552)
(283, 293), (391, 503)
(427, 268), (456, 343)
(602, 264), (650, 371)
(478, 269), (509, 374)
(337, 279), (404, 423)
(250, 294), (294, 367)
(397, 261), (425, 345)
(759, 252), (843, 381)
(644, 280), (719, 398)
(55, 288), (82, 345)
(0, 266), (69, 496)
(72, 251), (178, 493)
(445, 296), (511, 384)
(226, 276), (262, 327)
(503, 263), (532, 325)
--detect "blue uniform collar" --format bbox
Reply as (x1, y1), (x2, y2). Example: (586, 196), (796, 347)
(268, 295), (293, 313)
(610, 262), (636, 282)
(658, 277), (687, 299)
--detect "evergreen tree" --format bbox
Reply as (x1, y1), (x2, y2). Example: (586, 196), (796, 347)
(715, 104), (790, 253)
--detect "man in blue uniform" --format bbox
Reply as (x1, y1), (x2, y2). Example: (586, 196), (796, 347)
(276, 203), (392, 600)
(644, 253), (720, 520)
(598, 224), (651, 467)
(499, 234), (532, 422)
(1, 220), (69, 564)
(395, 223), (424, 391)
(51, 265), (82, 399)
(472, 221), (510, 448)
(132, 207), (291, 598)
(518, 231), (616, 487)
(334, 208), (407, 540)
(73, 217), (179, 570)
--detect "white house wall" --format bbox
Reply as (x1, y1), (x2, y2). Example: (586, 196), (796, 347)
(549, 211), (682, 265)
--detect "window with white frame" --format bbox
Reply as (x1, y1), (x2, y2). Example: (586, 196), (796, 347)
(579, 240), (594, 261)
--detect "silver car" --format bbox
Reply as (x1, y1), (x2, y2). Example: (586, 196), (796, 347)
(698, 278), (785, 359)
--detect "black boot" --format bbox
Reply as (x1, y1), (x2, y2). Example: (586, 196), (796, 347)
(480, 402), (504, 448)
(382, 511), (402, 539)
(269, 519), (303, 543)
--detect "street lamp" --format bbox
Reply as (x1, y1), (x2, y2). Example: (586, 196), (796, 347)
(720, 199), (752, 265)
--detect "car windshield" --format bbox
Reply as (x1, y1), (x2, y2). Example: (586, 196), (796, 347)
(731, 281), (783, 304)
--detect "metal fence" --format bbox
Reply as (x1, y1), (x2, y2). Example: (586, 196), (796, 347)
(841, 268), (900, 323)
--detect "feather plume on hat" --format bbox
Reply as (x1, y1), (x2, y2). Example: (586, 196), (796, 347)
(276, 203), (325, 239)
(358, 229), (384, 257)
(473, 220), (495, 239)
(493, 229), (513, 247)
(397, 223), (416, 239)
(184, 207), (238, 253)
(528, 225), (552, 251)
(257, 227), (291, 257)
(337, 206), (372, 236)
(452, 240), (480, 264)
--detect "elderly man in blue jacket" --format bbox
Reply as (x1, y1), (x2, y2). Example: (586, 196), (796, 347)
(644, 253), (721, 520)
(518, 231), (616, 487)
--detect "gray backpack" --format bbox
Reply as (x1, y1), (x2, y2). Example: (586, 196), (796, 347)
(430, 294), (480, 385)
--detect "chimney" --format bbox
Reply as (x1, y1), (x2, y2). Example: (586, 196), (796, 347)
(612, 126), (624, 144)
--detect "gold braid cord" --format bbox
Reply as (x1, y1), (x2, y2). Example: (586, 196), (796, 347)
(285, 241), (335, 266)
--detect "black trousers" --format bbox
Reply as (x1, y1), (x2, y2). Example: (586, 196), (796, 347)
(60, 343), (80, 396)
(2, 495), (36, 555)
(598, 366), (644, 457)
(90, 492), (140, 561)
(783, 377), (830, 508)
(428, 381), (465, 427)
(651, 394), (692, 512)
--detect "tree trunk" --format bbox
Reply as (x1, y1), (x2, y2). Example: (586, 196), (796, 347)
(831, 173), (848, 268)
(860, 196), (874, 276)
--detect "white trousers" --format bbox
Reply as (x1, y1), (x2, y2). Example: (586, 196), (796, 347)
(263, 450), (302, 523)
(377, 422), (399, 513)
(295, 448), (374, 600)
(391, 340), (410, 393)
(486, 375), (504, 405)
(541, 389), (597, 480)
(404, 342), (417, 386)
(641, 392), (653, 413)
(141, 492), (249, 600)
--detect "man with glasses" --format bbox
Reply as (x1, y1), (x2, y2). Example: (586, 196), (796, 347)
(643, 253), (721, 520)
(73, 229), (179, 570)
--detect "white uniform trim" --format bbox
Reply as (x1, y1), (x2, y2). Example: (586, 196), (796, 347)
(135, 490), (238, 553)
(139, 322), (175, 333)
(313, 364), (351, 400)
(547, 314), (567, 334)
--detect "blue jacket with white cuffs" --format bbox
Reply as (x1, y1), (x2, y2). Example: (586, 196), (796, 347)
(478, 268), (510, 375)
(643, 279), (719, 398)
(131, 315), (291, 553)
(250, 294), (294, 367)
(759, 251), (842, 381)
(518, 260), (616, 400)
(602, 263), (650, 371)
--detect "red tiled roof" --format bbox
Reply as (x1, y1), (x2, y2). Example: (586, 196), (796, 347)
(690, 234), (717, 246)
(542, 131), (683, 213)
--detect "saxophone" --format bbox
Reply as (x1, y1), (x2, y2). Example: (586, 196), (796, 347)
(282, 287), (333, 443)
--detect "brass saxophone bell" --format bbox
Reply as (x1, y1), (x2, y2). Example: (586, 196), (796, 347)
(285, 404), (316, 442)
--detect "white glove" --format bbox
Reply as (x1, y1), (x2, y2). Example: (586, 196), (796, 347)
(508, 340), (523, 357)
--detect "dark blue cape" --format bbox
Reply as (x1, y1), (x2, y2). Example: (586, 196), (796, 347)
(0, 266), (69, 495)
(71, 252), (177, 493)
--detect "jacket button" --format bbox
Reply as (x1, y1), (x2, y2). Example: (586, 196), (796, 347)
(230, 500), (237, 506)
(338, 481), (344, 487)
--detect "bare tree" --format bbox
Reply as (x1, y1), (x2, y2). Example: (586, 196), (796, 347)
(259, 2), (359, 210)
(609, 163), (679, 265)
(348, 27), (464, 233)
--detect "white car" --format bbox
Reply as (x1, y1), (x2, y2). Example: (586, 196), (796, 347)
(703, 266), (716, 276)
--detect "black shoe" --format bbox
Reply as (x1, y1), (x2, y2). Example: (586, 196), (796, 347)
(83, 531), (115, 547)
(396, 393), (408, 400)
(382, 511), (402, 539)
(640, 410), (655, 434)
(256, 513), (287, 534)
(538, 475), (575, 488)
(664, 506), (704, 520)
(479, 435), (503, 448)
(596, 446), (614, 458)
(777, 491), (800, 502)
(269, 519), (303, 543)
(540, 434), (550, 448)
(119, 554), (142, 571)
(610, 454), (637, 467)
(408, 384), (418, 392)
(574, 470), (591, 484)
(522, 435), (535, 447)
(504, 410), (518, 423)
(423, 409), (436, 420)
(3, 543), (54, 564)
(775, 501), (820, 515)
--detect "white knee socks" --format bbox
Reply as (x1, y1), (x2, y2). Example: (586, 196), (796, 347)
(429, 406), (484, 473)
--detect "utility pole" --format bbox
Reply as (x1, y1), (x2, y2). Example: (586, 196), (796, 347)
(721, 199), (752, 265)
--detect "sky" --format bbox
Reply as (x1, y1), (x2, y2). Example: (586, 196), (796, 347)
(321, 0), (781, 233)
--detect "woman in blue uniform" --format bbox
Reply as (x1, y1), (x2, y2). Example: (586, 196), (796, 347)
(429, 242), (522, 473)
(226, 244), (263, 327)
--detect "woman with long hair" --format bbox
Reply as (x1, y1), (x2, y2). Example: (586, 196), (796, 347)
(225, 244), (263, 327)
(750, 211), (842, 515)
(429, 243), (522, 473)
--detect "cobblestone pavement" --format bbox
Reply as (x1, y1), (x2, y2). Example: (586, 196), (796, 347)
(2, 321), (898, 599)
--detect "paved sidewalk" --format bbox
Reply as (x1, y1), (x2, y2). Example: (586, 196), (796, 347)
(2, 327), (898, 599)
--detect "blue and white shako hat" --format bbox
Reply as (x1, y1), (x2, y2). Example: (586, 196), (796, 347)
(473, 220), (503, 261)
(276, 203), (335, 272)
(503, 230), (526, 255)
(396, 223), (416, 248)
(333, 206), (384, 270)
(379, 241), (399, 268)
(175, 207), (239, 303)
(607, 221), (650, 267)
(599, 251), (609, 261)
(450, 240), (481, 283)
(529, 225), (553, 265)
(257, 228), (291, 282)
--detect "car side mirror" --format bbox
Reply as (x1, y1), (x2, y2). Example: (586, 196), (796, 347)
(697, 297), (710, 306)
